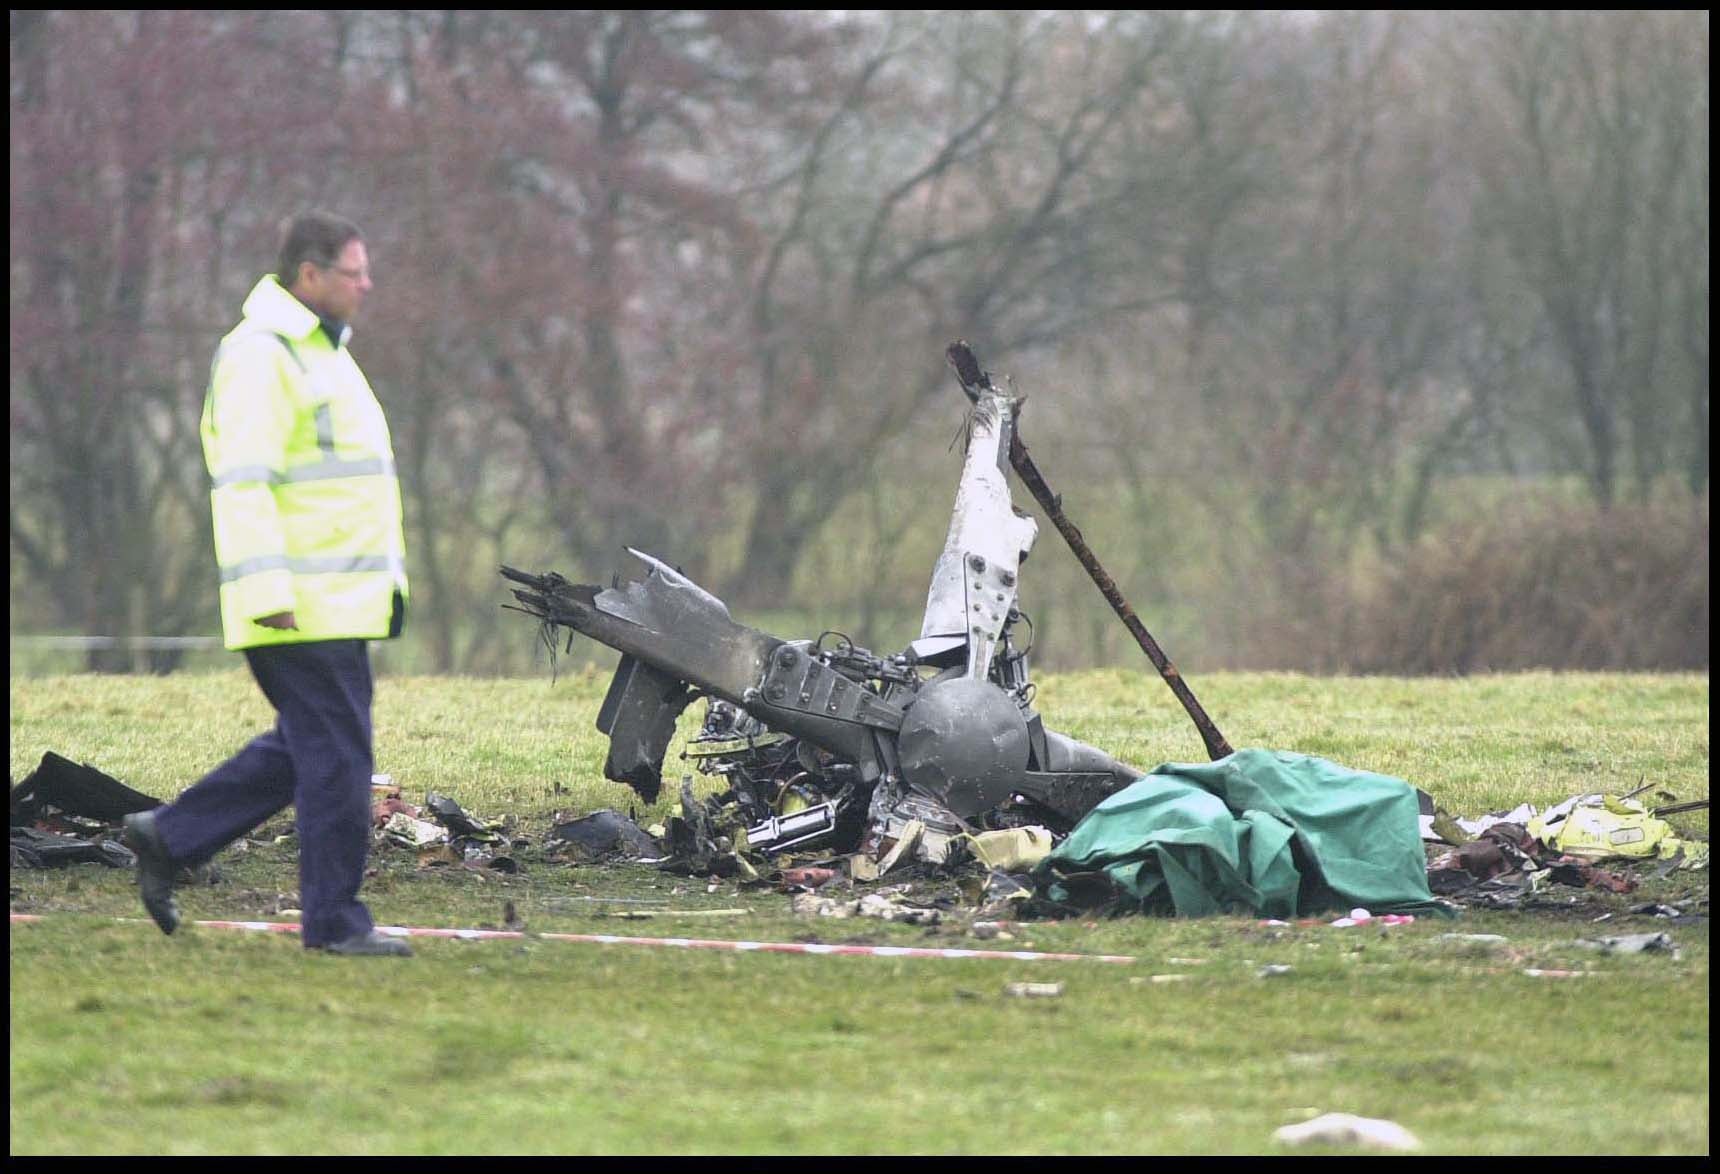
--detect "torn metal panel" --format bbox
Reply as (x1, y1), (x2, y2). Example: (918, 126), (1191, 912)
(917, 392), (1038, 681)
(549, 809), (662, 861)
(501, 554), (781, 703)
(596, 655), (695, 803)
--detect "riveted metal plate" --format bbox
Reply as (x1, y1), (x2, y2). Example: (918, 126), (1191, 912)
(759, 649), (906, 731)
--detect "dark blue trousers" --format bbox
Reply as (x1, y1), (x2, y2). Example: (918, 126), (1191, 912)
(152, 639), (376, 947)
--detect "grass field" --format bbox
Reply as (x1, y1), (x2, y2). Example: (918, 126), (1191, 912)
(9, 670), (1710, 1155)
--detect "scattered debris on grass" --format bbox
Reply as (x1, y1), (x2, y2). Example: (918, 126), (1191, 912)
(13, 745), (1706, 938)
(10, 696), (1706, 939)
(1529, 793), (1707, 864)
(962, 826), (1054, 871)
(789, 888), (944, 925)
(372, 786), (531, 875)
(5, 752), (224, 880)
(9, 752), (155, 870)
(1425, 789), (1708, 913)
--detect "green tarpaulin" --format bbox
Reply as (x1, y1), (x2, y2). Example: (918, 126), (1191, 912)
(1035, 748), (1447, 918)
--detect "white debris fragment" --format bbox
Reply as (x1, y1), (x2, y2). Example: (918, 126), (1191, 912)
(1573, 932), (1677, 956)
(382, 811), (448, 847)
(1273, 1112), (1422, 1151)
(789, 891), (941, 925)
(1004, 981), (1063, 998)
(856, 892), (941, 925)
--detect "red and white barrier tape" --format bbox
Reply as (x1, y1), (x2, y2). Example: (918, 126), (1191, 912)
(10, 913), (1136, 964)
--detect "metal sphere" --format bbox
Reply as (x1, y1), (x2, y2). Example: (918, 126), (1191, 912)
(896, 675), (1030, 818)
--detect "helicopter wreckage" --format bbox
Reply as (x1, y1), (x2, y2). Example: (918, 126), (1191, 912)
(501, 344), (1232, 878)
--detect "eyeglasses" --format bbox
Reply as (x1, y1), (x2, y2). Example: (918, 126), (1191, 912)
(320, 263), (371, 282)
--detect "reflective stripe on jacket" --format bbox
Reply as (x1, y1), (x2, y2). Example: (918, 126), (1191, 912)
(202, 275), (409, 650)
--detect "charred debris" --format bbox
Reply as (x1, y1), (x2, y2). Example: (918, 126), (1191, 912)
(501, 343), (1226, 880)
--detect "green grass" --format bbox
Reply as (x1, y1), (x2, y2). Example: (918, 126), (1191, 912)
(9, 670), (1711, 1154)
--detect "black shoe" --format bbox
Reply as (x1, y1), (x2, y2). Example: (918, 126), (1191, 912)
(316, 930), (412, 957)
(121, 809), (181, 935)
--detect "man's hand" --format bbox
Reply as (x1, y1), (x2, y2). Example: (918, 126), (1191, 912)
(255, 610), (299, 630)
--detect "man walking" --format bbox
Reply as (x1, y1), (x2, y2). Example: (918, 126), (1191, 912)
(124, 212), (412, 957)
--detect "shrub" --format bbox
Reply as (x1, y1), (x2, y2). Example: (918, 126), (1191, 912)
(1342, 495), (1709, 673)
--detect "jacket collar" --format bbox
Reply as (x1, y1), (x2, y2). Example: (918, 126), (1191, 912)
(240, 275), (338, 344)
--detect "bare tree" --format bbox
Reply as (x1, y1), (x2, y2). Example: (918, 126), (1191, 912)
(722, 12), (1183, 605)
(9, 10), (1706, 676)
(9, 12), (340, 669)
(419, 11), (852, 586)
(1452, 11), (1706, 506)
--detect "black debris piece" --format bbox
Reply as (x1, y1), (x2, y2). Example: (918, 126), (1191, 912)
(424, 793), (501, 841)
(549, 808), (663, 862)
(10, 826), (135, 869)
(10, 752), (162, 827)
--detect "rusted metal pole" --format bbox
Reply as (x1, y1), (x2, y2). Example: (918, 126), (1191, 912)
(947, 342), (1235, 761)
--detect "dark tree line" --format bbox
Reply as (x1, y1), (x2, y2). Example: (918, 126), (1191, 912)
(10, 11), (1708, 672)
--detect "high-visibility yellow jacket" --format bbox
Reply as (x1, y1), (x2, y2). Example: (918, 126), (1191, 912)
(202, 275), (409, 650)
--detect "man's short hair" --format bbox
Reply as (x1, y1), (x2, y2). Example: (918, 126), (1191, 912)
(277, 211), (363, 285)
